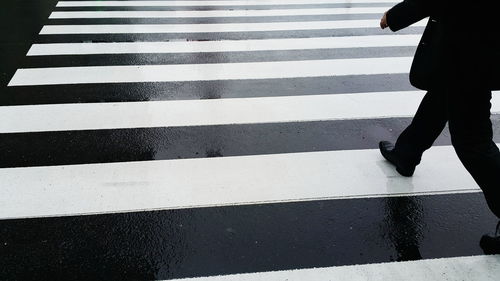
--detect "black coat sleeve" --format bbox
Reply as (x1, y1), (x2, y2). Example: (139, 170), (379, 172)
(386, 0), (430, 32)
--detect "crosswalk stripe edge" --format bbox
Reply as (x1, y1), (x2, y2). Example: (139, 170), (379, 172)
(38, 20), (426, 35)
(2, 91), (500, 134)
(167, 255), (500, 281)
(0, 145), (486, 220)
(49, 7), (393, 19)
(27, 35), (421, 56)
(8, 57), (414, 86)
(56, 0), (401, 8)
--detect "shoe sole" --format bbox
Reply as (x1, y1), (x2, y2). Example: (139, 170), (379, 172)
(396, 166), (414, 177)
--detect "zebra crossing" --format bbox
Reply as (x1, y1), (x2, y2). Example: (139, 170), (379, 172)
(1, 0), (499, 280)
(171, 255), (500, 281)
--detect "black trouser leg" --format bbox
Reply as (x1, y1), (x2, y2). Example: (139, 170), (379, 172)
(448, 89), (500, 219)
(395, 91), (448, 165)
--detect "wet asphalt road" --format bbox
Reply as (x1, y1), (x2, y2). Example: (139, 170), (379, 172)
(1, 1), (499, 280)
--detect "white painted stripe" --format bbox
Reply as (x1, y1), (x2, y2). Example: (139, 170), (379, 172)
(0, 144), (488, 220)
(166, 255), (500, 281)
(1, 91), (428, 133)
(8, 57), (414, 86)
(57, 0), (401, 7)
(49, 7), (391, 19)
(39, 20), (426, 35)
(2, 91), (499, 134)
(27, 35), (421, 56)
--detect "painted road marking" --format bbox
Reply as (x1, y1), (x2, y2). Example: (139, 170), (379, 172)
(166, 255), (500, 281)
(0, 145), (487, 220)
(39, 20), (426, 35)
(0, 91), (421, 133)
(8, 57), (414, 86)
(27, 35), (421, 56)
(49, 7), (391, 19)
(56, 0), (401, 8)
(2, 91), (500, 134)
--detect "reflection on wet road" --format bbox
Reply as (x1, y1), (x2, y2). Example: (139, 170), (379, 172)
(0, 0), (499, 280)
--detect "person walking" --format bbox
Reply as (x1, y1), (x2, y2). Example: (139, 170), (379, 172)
(378, 0), (499, 254)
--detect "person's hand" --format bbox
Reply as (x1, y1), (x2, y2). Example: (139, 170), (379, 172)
(380, 12), (388, 29)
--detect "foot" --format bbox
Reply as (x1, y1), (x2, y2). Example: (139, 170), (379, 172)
(379, 141), (416, 177)
(480, 222), (500, 254)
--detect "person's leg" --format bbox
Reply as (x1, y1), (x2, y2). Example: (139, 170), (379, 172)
(393, 90), (448, 166)
(448, 87), (500, 254)
(447, 89), (500, 218)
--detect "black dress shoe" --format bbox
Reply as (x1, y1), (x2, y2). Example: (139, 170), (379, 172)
(379, 141), (415, 177)
(480, 221), (500, 255)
